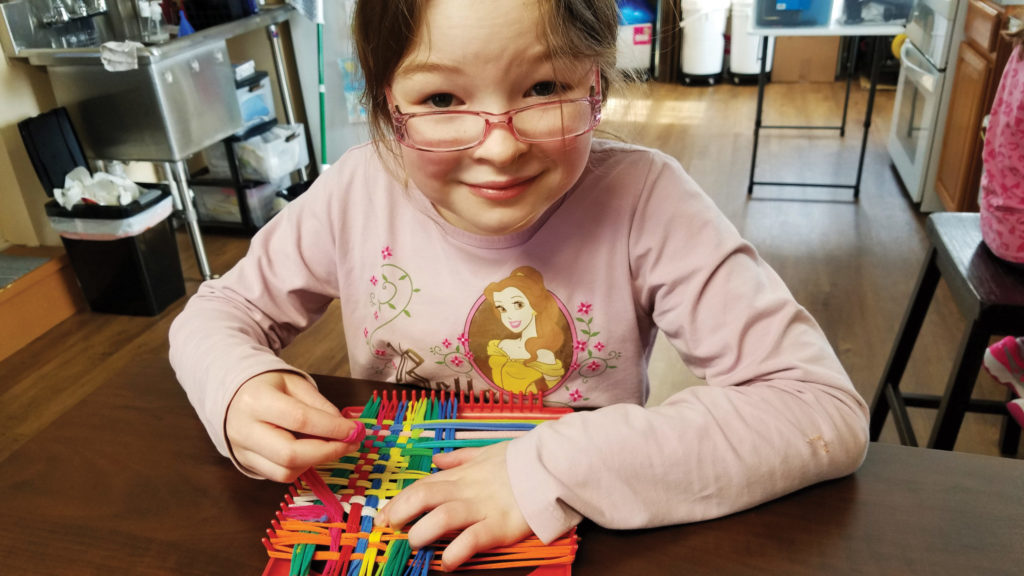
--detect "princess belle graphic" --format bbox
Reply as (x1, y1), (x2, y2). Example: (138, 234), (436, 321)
(468, 266), (573, 394)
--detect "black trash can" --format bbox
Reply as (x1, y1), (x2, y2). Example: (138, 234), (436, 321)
(19, 108), (186, 317)
(44, 191), (185, 316)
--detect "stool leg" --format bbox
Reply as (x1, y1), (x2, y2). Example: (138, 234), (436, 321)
(870, 249), (940, 442)
(927, 321), (989, 450)
(998, 390), (1021, 456)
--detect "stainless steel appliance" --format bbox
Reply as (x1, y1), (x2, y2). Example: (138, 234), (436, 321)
(42, 40), (242, 161)
(1, 2), (304, 280)
(887, 0), (969, 211)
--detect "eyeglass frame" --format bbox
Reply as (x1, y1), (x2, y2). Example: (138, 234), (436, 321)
(386, 67), (603, 153)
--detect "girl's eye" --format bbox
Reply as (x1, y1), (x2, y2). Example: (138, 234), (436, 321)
(529, 81), (562, 98)
(427, 93), (455, 108)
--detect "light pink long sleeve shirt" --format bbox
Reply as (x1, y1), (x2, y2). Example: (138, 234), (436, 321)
(169, 139), (868, 542)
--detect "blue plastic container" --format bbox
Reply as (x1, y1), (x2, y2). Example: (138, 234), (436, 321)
(617, 0), (655, 25)
(755, 0), (834, 27)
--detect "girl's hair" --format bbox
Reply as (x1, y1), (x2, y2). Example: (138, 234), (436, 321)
(352, 0), (621, 163)
(484, 266), (565, 366)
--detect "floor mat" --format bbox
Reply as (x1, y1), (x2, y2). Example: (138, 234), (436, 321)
(0, 254), (50, 291)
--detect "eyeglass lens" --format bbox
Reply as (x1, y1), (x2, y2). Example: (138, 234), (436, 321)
(404, 100), (593, 151)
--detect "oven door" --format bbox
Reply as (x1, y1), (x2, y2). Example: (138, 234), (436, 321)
(887, 40), (944, 202)
(905, 0), (958, 69)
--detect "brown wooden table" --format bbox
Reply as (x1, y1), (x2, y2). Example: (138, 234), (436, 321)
(1, 359), (1021, 575)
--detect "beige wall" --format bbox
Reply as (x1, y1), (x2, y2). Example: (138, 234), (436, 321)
(1, 53), (60, 247)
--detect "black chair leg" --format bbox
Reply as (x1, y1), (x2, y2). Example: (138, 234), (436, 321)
(998, 391), (1022, 456)
(929, 321), (990, 450)
(870, 249), (941, 442)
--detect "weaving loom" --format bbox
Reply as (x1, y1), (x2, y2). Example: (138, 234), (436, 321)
(261, 389), (579, 576)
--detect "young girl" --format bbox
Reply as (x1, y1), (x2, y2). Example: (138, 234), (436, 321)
(980, 25), (1024, 265)
(169, 0), (869, 570)
(980, 25), (1024, 428)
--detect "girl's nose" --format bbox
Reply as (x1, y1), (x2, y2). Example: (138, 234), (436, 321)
(472, 121), (528, 166)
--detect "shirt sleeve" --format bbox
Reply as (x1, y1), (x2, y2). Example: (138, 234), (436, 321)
(505, 151), (869, 543)
(168, 166), (345, 466)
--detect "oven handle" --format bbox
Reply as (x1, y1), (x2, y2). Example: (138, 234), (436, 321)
(901, 41), (938, 94)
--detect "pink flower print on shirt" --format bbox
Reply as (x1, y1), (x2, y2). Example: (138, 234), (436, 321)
(570, 300), (620, 383)
(364, 247), (420, 372)
(569, 388), (583, 402)
(457, 333), (470, 348)
(363, 327), (369, 338)
(431, 336), (474, 377)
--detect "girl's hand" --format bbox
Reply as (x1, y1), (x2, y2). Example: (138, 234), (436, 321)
(225, 370), (362, 482)
(375, 443), (531, 571)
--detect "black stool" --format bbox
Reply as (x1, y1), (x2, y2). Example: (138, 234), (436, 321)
(870, 213), (1024, 454)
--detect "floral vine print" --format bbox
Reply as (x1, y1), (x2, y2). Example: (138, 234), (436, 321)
(567, 300), (620, 403)
(363, 245), (419, 373)
(431, 332), (476, 376)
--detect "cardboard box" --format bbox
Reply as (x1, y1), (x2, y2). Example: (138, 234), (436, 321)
(771, 36), (840, 83)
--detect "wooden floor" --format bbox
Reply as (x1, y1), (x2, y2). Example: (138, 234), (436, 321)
(1, 80), (1020, 465)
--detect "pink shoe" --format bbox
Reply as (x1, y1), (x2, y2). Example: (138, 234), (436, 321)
(984, 336), (1024, 399)
(1008, 399), (1024, 429)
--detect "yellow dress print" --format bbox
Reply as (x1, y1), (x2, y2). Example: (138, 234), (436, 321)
(486, 340), (565, 393)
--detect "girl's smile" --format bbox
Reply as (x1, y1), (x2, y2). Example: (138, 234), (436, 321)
(463, 175), (540, 202)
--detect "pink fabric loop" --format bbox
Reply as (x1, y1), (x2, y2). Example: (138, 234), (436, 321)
(343, 420), (366, 444)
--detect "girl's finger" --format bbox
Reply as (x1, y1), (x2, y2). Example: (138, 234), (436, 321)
(440, 520), (507, 571)
(405, 500), (478, 551)
(283, 376), (344, 416)
(251, 392), (356, 441)
(232, 445), (302, 483)
(377, 477), (457, 530)
(432, 447), (482, 469)
(241, 420), (350, 476)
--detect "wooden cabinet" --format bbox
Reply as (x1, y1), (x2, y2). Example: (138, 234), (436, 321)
(934, 0), (1013, 212)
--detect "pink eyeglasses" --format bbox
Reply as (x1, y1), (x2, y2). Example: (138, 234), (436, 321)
(388, 68), (602, 152)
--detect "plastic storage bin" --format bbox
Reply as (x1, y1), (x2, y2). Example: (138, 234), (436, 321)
(755, 0), (835, 27)
(616, 0), (655, 75)
(18, 108), (185, 316)
(730, 0), (775, 81)
(235, 123), (309, 182)
(680, 0), (730, 84)
(193, 179), (287, 229)
(233, 70), (276, 136)
(204, 122), (308, 182)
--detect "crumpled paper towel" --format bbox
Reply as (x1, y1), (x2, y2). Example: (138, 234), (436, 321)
(53, 166), (142, 210)
(100, 40), (145, 71)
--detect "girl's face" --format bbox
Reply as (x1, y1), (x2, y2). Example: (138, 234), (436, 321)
(388, 0), (595, 236)
(492, 287), (536, 334)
